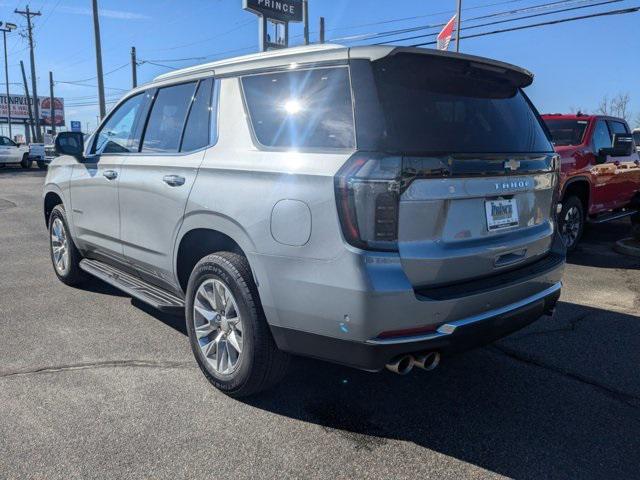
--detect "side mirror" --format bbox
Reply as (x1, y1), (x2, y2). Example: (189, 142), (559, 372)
(595, 149), (609, 164)
(55, 132), (85, 159)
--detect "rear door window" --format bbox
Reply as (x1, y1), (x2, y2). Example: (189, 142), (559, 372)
(141, 82), (197, 153)
(607, 120), (628, 136)
(180, 78), (215, 152)
(241, 66), (355, 149)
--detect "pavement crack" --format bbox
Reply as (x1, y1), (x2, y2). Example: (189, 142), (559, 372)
(491, 344), (640, 412)
(0, 359), (194, 378)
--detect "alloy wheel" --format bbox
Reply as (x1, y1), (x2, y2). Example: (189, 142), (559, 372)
(51, 218), (70, 275)
(193, 279), (243, 375)
(562, 206), (581, 248)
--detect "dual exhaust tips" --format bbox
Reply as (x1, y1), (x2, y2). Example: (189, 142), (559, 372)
(386, 352), (440, 375)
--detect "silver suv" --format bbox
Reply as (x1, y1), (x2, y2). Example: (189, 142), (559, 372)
(43, 44), (565, 396)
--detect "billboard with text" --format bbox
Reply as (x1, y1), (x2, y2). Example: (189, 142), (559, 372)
(0, 94), (65, 126)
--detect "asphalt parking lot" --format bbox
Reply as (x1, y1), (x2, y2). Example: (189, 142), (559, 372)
(1, 166), (639, 479)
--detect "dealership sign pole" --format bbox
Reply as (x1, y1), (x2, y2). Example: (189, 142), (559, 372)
(243, 0), (304, 51)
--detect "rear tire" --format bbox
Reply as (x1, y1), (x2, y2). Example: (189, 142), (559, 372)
(37, 161), (47, 170)
(559, 196), (584, 252)
(20, 154), (32, 169)
(185, 252), (289, 397)
(49, 205), (85, 286)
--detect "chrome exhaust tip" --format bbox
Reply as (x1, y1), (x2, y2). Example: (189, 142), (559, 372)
(385, 355), (414, 375)
(414, 351), (440, 371)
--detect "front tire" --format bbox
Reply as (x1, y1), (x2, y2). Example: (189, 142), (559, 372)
(186, 252), (289, 397)
(20, 154), (32, 169)
(49, 205), (85, 285)
(559, 196), (584, 252)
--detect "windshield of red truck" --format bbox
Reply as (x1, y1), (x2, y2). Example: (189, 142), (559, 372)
(369, 53), (553, 154)
(544, 119), (589, 146)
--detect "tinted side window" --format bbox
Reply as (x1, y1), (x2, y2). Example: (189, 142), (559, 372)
(93, 93), (147, 154)
(592, 120), (611, 152)
(142, 82), (197, 153)
(181, 78), (214, 152)
(0, 137), (10, 146)
(608, 121), (628, 136)
(241, 67), (355, 149)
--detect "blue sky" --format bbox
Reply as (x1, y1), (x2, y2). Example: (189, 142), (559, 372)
(2, 0), (639, 136)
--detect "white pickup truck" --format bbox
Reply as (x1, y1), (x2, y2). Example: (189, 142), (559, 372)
(0, 135), (31, 168)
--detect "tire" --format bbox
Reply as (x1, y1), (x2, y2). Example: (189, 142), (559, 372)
(48, 205), (85, 286)
(20, 153), (32, 169)
(37, 161), (47, 170)
(186, 252), (289, 397)
(558, 195), (585, 252)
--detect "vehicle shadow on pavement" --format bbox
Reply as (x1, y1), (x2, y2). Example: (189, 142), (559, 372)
(238, 300), (640, 479)
(567, 218), (640, 270)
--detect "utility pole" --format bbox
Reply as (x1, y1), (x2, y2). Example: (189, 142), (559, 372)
(15, 5), (42, 142)
(303, 0), (309, 45)
(91, 0), (106, 119)
(49, 71), (55, 135)
(455, 0), (462, 52)
(130, 46), (137, 88)
(1, 22), (16, 139)
(319, 16), (325, 43)
(19, 60), (35, 141)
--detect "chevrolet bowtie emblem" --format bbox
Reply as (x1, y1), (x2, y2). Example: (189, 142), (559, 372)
(504, 159), (520, 171)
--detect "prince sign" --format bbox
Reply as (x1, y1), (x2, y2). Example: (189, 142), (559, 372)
(243, 0), (303, 22)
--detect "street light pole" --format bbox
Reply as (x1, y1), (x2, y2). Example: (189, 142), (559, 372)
(1, 22), (17, 139)
(455, 0), (462, 52)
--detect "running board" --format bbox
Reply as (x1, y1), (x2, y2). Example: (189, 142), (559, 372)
(79, 259), (185, 313)
(588, 209), (636, 224)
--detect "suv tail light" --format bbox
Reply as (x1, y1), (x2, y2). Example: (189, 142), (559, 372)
(334, 153), (402, 252)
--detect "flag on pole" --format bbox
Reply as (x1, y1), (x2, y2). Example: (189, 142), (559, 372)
(437, 15), (457, 51)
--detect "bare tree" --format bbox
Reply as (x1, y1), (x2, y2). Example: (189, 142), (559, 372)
(569, 105), (585, 114)
(596, 93), (631, 122)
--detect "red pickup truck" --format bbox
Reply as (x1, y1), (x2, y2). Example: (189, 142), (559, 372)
(542, 114), (640, 250)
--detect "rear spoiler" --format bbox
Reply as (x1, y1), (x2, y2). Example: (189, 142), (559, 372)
(383, 46), (534, 88)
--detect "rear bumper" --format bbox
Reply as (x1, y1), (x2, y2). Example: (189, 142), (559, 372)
(271, 282), (561, 371)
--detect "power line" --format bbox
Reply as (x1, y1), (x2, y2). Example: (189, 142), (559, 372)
(295, 0), (531, 38)
(378, 0), (624, 44)
(411, 5), (640, 46)
(332, 0), (612, 44)
(57, 63), (129, 84)
(55, 81), (128, 92)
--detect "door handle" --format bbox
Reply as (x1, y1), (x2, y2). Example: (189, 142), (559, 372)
(103, 170), (118, 180)
(163, 174), (186, 187)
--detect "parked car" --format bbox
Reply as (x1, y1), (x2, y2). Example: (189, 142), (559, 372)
(542, 114), (640, 250)
(44, 44), (565, 396)
(0, 135), (30, 168)
(633, 128), (640, 153)
(29, 143), (45, 169)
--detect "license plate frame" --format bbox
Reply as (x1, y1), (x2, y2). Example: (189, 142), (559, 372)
(485, 198), (519, 231)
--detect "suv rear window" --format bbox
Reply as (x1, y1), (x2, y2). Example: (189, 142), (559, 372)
(368, 53), (552, 154)
(241, 66), (355, 149)
(544, 119), (589, 146)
